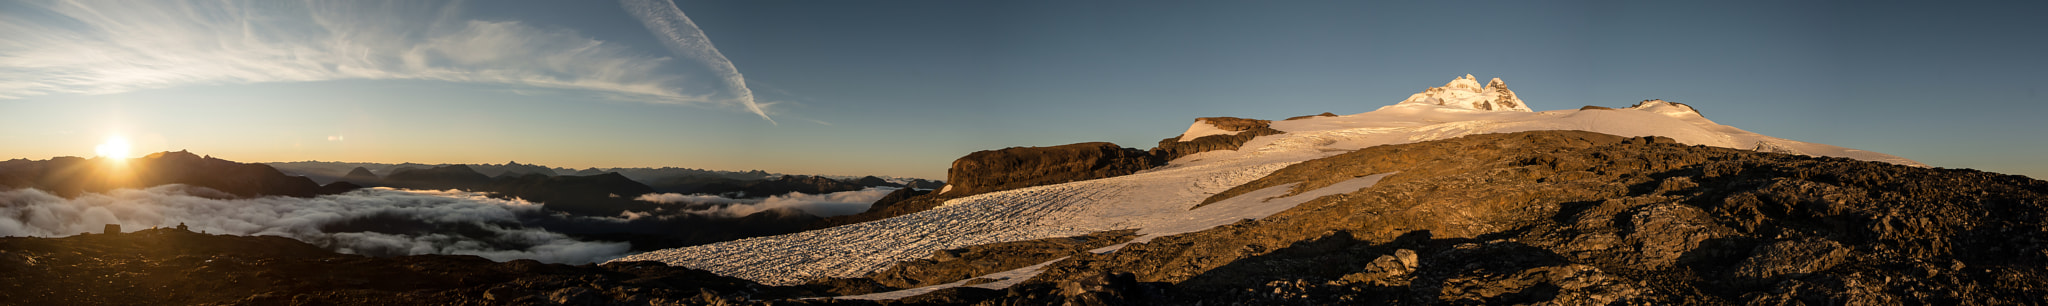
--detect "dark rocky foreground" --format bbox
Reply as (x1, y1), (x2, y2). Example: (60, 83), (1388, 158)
(1007, 131), (2048, 304)
(0, 229), (807, 305)
(8, 131), (2045, 305)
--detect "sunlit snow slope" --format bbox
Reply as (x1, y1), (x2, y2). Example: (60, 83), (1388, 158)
(610, 75), (1922, 286)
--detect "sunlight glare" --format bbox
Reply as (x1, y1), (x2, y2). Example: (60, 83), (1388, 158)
(95, 137), (132, 159)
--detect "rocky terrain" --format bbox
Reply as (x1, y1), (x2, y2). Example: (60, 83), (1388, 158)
(0, 229), (804, 305)
(989, 131), (2048, 304)
(860, 229), (1138, 290)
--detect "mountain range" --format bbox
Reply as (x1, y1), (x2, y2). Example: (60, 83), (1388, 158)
(4, 75), (2040, 304)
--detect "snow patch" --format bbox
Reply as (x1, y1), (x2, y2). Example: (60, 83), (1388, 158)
(1175, 119), (1243, 142)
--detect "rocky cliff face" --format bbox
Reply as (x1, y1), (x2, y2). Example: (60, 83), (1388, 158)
(941, 142), (1161, 197)
(0, 151), (351, 198)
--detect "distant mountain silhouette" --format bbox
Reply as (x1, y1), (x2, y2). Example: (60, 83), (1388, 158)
(904, 179), (946, 190)
(471, 161), (556, 178)
(847, 176), (904, 188)
(382, 165), (493, 190)
(743, 175), (864, 197)
(0, 150), (354, 198)
(339, 167), (380, 186)
(488, 172), (656, 216)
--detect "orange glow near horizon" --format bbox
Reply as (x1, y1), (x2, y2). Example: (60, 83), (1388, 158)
(95, 136), (133, 160)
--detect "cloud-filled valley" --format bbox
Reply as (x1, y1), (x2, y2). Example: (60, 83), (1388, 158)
(0, 183), (900, 264)
(0, 185), (631, 263)
(636, 187), (897, 218)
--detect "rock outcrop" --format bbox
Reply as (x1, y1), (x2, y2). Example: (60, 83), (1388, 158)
(1285, 112), (1338, 120)
(864, 187), (932, 214)
(0, 150), (352, 198)
(1150, 117), (1286, 163)
(941, 142), (1160, 197)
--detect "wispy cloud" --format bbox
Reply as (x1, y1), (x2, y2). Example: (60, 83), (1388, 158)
(620, 0), (777, 124)
(0, 0), (767, 119)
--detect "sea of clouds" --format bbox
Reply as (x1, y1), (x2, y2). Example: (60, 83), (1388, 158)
(0, 185), (630, 263)
(0, 185), (899, 264)
(635, 187), (896, 218)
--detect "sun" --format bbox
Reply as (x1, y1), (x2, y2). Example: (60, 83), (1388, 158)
(94, 137), (132, 159)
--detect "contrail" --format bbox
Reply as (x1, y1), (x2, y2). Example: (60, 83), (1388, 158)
(620, 0), (776, 125)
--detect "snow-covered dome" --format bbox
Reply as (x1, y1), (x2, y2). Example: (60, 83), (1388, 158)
(1393, 74), (1532, 112)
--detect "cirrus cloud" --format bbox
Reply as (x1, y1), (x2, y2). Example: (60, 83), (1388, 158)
(0, 0), (773, 122)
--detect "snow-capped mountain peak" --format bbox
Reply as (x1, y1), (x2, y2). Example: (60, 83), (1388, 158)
(1394, 74), (1532, 112)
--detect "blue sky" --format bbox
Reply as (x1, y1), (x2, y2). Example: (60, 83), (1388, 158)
(2, 0), (2043, 179)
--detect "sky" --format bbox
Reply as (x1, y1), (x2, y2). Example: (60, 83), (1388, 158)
(2, 0), (2044, 180)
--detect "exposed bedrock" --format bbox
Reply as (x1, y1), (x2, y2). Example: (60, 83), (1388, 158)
(998, 130), (2048, 305)
(941, 142), (1161, 197)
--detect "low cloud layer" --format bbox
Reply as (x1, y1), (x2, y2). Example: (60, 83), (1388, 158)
(0, 0), (770, 120)
(0, 186), (629, 263)
(637, 188), (896, 218)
